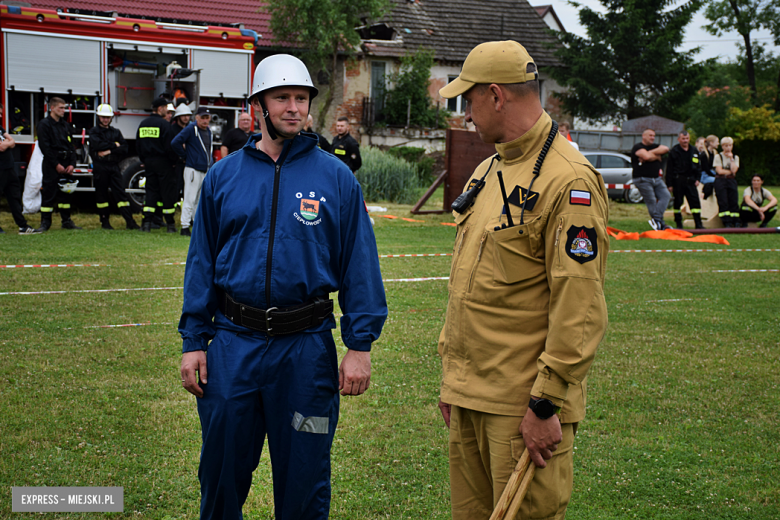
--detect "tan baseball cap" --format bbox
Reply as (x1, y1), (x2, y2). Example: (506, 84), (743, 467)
(439, 40), (538, 99)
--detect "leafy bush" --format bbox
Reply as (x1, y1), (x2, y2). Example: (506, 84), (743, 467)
(387, 146), (436, 185)
(383, 48), (451, 129)
(356, 147), (422, 203)
(723, 105), (780, 184)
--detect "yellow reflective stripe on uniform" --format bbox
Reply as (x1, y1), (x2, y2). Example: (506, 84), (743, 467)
(40, 206), (54, 213)
(162, 208), (176, 214)
(58, 203), (71, 209)
(156, 201), (164, 207)
(730, 212), (740, 217)
(139, 127), (160, 138)
(117, 201), (130, 207)
(743, 206), (753, 212)
(96, 202), (110, 209)
(673, 208), (681, 213)
(692, 157), (699, 163)
(334, 149), (346, 155)
(718, 211), (729, 217)
(144, 206), (156, 213)
(690, 208), (701, 213)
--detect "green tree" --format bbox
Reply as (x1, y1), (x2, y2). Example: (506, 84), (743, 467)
(550, 0), (706, 125)
(703, 0), (778, 103)
(265, 0), (391, 128)
(383, 48), (450, 128)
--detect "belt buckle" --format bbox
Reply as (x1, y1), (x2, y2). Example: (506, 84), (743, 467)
(265, 307), (278, 336)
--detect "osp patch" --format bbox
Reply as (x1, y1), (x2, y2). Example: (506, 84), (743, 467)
(294, 191), (326, 227)
(566, 226), (598, 264)
(300, 199), (319, 220)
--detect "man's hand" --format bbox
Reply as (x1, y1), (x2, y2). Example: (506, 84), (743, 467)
(64, 165), (74, 175)
(98, 150), (110, 157)
(339, 349), (370, 396)
(56, 164), (65, 174)
(758, 208), (766, 221)
(520, 408), (562, 468)
(695, 180), (700, 187)
(438, 399), (452, 428)
(181, 350), (208, 398)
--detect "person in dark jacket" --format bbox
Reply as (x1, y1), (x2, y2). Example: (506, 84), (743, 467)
(329, 117), (362, 173)
(220, 111), (253, 157)
(0, 103), (38, 234)
(666, 131), (703, 229)
(171, 106), (213, 236)
(88, 104), (139, 230)
(35, 97), (81, 231)
(305, 114), (331, 150)
(136, 97), (177, 233)
(170, 104), (192, 205)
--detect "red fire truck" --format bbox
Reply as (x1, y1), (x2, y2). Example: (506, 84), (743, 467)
(1, 5), (256, 210)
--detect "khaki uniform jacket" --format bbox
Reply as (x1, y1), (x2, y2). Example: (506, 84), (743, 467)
(439, 113), (609, 423)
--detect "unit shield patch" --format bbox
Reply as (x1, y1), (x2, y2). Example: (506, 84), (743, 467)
(300, 199), (319, 220)
(566, 226), (598, 264)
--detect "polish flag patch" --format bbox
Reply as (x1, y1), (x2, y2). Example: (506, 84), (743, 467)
(570, 190), (591, 206)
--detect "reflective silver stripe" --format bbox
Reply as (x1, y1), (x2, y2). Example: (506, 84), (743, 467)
(291, 412), (329, 434)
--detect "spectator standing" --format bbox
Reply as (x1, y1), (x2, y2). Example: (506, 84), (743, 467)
(88, 104), (139, 230)
(699, 134), (718, 199)
(329, 117), (362, 173)
(35, 97), (81, 232)
(631, 128), (671, 230)
(713, 136), (741, 227)
(305, 114), (331, 150)
(170, 104), (192, 203)
(558, 121), (579, 150)
(666, 131), (703, 229)
(0, 103), (38, 234)
(220, 112), (253, 158)
(740, 174), (777, 227)
(171, 106), (212, 236)
(137, 97), (177, 233)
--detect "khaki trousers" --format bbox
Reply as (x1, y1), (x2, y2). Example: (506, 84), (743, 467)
(449, 405), (576, 520)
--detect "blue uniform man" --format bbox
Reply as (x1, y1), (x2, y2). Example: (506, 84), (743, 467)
(179, 54), (388, 519)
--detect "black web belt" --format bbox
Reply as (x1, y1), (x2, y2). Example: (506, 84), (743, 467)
(217, 290), (333, 336)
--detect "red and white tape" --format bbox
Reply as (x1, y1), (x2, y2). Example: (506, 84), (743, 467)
(604, 184), (631, 189)
(0, 263), (106, 269)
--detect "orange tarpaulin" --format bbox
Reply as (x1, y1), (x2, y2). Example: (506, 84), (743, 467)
(606, 227), (729, 245)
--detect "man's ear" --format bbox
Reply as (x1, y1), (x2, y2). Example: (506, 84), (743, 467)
(489, 84), (506, 112)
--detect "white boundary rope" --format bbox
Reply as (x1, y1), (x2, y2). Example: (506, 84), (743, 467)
(0, 287), (183, 296)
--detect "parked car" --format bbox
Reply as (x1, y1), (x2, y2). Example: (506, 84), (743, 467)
(581, 151), (643, 203)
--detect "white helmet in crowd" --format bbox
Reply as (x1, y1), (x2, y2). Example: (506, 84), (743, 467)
(96, 104), (114, 117)
(166, 103), (176, 113)
(250, 54), (318, 102)
(58, 178), (79, 194)
(174, 104), (193, 118)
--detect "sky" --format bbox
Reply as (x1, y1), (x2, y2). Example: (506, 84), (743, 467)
(528, 0), (780, 63)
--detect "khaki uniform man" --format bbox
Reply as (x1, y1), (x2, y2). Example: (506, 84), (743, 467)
(437, 41), (609, 520)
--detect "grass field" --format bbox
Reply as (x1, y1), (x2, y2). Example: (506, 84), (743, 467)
(0, 193), (778, 519)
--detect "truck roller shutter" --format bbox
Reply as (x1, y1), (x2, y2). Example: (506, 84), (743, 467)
(6, 33), (101, 95)
(191, 50), (251, 98)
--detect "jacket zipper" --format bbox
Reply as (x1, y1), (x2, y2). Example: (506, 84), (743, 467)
(554, 218), (563, 246)
(467, 231), (487, 292)
(265, 144), (291, 307)
(450, 226), (469, 284)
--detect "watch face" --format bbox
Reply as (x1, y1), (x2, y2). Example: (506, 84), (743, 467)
(531, 398), (556, 419)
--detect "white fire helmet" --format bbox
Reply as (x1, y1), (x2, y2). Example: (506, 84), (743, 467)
(96, 104), (114, 117)
(58, 178), (79, 194)
(250, 54), (318, 102)
(174, 104), (193, 118)
(167, 103), (176, 113)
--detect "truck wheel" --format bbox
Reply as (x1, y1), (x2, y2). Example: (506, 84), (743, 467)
(119, 157), (145, 213)
(624, 186), (643, 204)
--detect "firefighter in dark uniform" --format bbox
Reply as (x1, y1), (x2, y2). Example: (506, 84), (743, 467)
(329, 116), (362, 173)
(88, 104), (140, 230)
(35, 96), (81, 232)
(136, 97), (177, 232)
(666, 131), (703, 229)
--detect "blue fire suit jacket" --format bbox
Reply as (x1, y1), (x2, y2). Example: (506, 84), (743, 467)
(178, 132), (387, 353)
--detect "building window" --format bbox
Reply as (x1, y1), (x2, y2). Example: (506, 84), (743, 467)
(447, 76), (465, 114)
(371, 61), (387, 114)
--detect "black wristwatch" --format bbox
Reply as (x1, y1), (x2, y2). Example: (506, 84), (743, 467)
(528, 397), (559, 420)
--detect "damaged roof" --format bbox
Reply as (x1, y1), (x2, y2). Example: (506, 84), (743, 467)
(362, 0), (561, 67)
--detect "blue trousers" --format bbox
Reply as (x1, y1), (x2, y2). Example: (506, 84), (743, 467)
(197, 326), (340, 520)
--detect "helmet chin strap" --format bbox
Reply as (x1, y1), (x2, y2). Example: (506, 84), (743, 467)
(257, 97), (279, 141)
